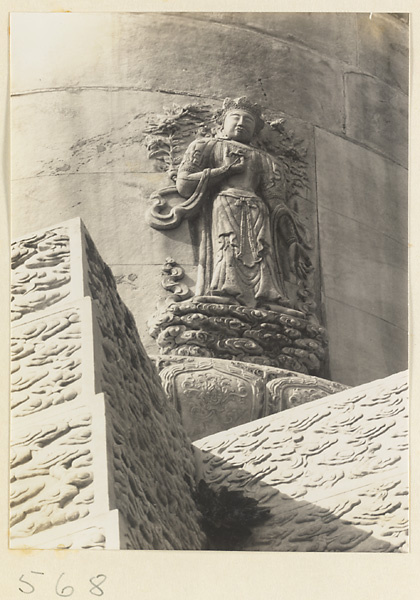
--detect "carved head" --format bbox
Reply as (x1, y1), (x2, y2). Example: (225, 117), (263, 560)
(221, 97), (265, 142)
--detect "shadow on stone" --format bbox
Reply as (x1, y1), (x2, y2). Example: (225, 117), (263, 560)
(193, 448), (407, 552)
(194, 479), (271, 551)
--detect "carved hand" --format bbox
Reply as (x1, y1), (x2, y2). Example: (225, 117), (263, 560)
(222, 147), (246, 175)
(288, 242), (313, 280)
(226, 155), (246, 174)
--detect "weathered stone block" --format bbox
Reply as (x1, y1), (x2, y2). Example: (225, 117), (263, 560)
(345, 72), (408, 166)
(11, 224), (77, 324)
(12, 510), (122, 550)
(194, 370), (408, 552)
(10, 218), (205, 550)
(11, 13), (346, 132)
(357, 14), (409, 94)
(315, 129), (408, 243)
(318, 206), (407, 331)
(186, 12), (358, 65)
(119, 14), (346, 132)
(325, 298), (408, 386)
(154, 355), (348, 441)
(10, 390), (111, 544)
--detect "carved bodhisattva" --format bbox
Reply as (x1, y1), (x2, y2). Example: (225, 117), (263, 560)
(146, 98), (327, 373)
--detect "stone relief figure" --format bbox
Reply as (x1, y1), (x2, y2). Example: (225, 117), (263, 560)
(147, 97), (312, 312)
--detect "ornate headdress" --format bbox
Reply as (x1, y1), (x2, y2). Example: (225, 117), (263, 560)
(221, 97), (265, 134)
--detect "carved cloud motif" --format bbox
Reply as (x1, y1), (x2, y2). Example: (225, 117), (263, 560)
(194, 371), (408, 551)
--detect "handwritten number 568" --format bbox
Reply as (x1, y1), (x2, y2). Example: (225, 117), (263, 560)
(19, 572), (107, 596)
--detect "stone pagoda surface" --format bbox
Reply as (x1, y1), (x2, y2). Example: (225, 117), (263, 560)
(10, 218), (205, 550)
(10, 217), (408, 553)
(194, 370), (409, 552)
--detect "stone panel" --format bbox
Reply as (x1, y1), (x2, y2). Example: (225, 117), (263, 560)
(11, 13), (346, 132)
(154, 355), (347, 440)
(318, 207), (407, 331)
(10, 394), (112, 543)
(345, 72), (408, 166)
(357, 13), (409, 94)
(315, 129), (408, 243)
(10, 219), (206, 550)
(181, 12), (358, 64)
(10, 510), (122, 550)
(11, 304), (87, 419)
(325, 299), (408, 386)
(11, 225), (72, 324)
(194, 370), (408, 552)
(265, 373), (348, 412)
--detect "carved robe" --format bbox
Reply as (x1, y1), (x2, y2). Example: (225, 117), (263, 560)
(176, 137), (292, 308)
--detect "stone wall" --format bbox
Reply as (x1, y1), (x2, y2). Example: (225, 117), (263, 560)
(10, 218), (205, 550)
(10, 12), (408, 386)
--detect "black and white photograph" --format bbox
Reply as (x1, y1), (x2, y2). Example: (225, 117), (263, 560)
(8, 10), (410, 555)
(4, 4), (419, 597)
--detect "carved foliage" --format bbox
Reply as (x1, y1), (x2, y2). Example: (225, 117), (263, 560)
(159, 358), (266, 440)
(256, 116), (309, 206)
(145, 104), (218, 178)
(11, 228), (71, 322)
(267, 376), (348, 412)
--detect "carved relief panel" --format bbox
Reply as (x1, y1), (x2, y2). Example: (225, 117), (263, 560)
(194, 370), (408, 551)
(155, 356), (348, 440)
(143, 99), (326, 373)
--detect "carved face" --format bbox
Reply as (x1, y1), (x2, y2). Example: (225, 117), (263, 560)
(223, 109), (256, 143)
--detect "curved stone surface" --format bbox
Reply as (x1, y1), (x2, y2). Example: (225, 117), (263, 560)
(10, 11), (408, 388)
(345, 72), (408, 166)
(179, 12), (358, 64)
(357, 13), (409, 94)
(11, 13), (346, 132)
